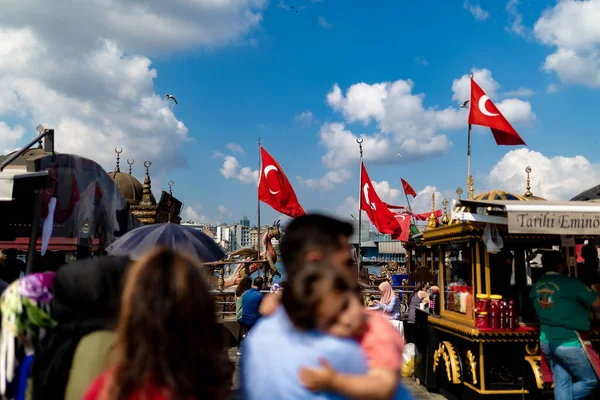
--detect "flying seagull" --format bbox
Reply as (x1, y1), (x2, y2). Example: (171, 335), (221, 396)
(165, 94), (178, 105)
(459, 100), (469, 108)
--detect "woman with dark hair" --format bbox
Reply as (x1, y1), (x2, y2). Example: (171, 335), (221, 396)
(84, 248), (233, 400)
(235, 277), (252, 323)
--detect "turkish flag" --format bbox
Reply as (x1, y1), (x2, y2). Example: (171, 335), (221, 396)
(384, 203), (405, 210)
(401, 178), (417, 198)
(258, 147), (305, 218)
(361, 163), (402, 238)
(413, 210), (442, 221)
(468, 78), (526, 146)
(393, 213), (412, 242)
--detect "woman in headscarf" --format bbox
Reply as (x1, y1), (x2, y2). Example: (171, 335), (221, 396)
(373, 281), (401, 321)
(84, 248), (233, 400)
(0, 272), (56, 400)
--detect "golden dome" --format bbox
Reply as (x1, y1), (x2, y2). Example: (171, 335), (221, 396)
(110, 170), (143, 205)
(473, 190), (527, 201)
(108, 148), (143, 205)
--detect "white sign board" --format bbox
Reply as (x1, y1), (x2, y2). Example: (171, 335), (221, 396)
(508, 211), (600, 235)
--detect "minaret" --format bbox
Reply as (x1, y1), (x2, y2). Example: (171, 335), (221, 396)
(524, 166), (533, 197)
(140, 161), (156, 206)
(441, 199), (450, 225)
(427, 193), (438, 230)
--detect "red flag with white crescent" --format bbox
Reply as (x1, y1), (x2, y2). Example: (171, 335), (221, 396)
(360, 163), (402, 238)
(468, 77), (526, 146)
(393, 213), (412, 242)
(258, 147), (305, 218)
(413, 210), (442, 221)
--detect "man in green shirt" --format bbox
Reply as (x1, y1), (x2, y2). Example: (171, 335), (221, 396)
(531, 251), (600, 400)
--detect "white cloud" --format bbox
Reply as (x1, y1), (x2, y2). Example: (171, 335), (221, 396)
(220, 155), (258, 184)
(218, 205), (233, 219)
(534, 0), (600, 87)
(0, 122), (25, 153)
(298, 169), (351, 190)
(183, 204), (233, 225)
(0, 1), (266, 175)
(295, 111), (314, 127)
(505, 0), (529, 38)
(226, 142), (245, 155)
(320, 69), (534, 170)
(372, 180), (402, 204)
(486, 148), (600, 200)
(318, 16), (333, 29)
(414, 56), (429, 66)
(336, 196), (360, 220)
(464, 1), (489, 21)
(546, 83), (560, 94)
(323, 82), (458, 168)
(503, 87), (534, 97)
(183, 206), (201, 222)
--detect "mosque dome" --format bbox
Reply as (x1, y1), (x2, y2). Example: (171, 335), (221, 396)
(473, 190), (527, 201)
(108, 149), (143, 205)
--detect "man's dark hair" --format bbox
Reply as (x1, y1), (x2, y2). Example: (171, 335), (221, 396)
(253, 276), (264, 289)
(542, 251), (565, 273)
(581, 244), (598, 262)
(280, 214), (353, 275)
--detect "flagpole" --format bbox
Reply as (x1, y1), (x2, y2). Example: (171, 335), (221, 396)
(356, 139), (363, 275)
(467, 73), (474, 199)
(257, 137), (261, 253)
(403, 188), (417, 227)
(467, 123), (472, 195)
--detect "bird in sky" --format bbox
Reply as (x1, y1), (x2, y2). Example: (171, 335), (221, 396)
(459, 100), (469, 108)
(165, 94), (178, 105)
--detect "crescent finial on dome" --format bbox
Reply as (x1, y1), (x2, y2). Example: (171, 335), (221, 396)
(114, 147), (123, 172)
(127, 159), (134, 175)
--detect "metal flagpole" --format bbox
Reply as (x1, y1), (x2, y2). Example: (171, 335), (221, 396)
(403, 189), (417, 227)
(356, 139), (363, 275)
(467, 73), (474, 199)
(257, 137), (261, 253)
(467, 123), (472, 195)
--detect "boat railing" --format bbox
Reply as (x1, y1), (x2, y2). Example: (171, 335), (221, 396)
(212, 287), (416, 321)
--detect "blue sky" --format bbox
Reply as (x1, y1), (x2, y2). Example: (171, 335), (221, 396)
(2, 0), (600, 226)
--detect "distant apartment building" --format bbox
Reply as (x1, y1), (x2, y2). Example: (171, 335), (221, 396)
(181, 221), (217, 239)
(240, 215), (250, 227)
(216, 225), (234, 252)
(231, 223), (251, 251)
(248, 224), (278, 253)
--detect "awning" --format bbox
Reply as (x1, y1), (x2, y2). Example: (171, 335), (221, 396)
(0, 171), (49, 201)
(456, 199), (600, 235)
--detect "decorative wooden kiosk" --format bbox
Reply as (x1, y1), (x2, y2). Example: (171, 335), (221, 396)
(414, 178), (600, 399)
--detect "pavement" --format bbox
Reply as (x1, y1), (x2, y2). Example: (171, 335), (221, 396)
(227, 348), (446, 399)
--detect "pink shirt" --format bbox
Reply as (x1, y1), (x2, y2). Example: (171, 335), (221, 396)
(359, 312), (405, 371)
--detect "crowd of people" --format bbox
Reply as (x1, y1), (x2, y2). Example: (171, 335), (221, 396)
(0, 214), (412, 400)
(5, 212), (599, 399)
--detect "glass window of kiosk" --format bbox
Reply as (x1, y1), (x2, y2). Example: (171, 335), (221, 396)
(442, 242), (474, 318)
